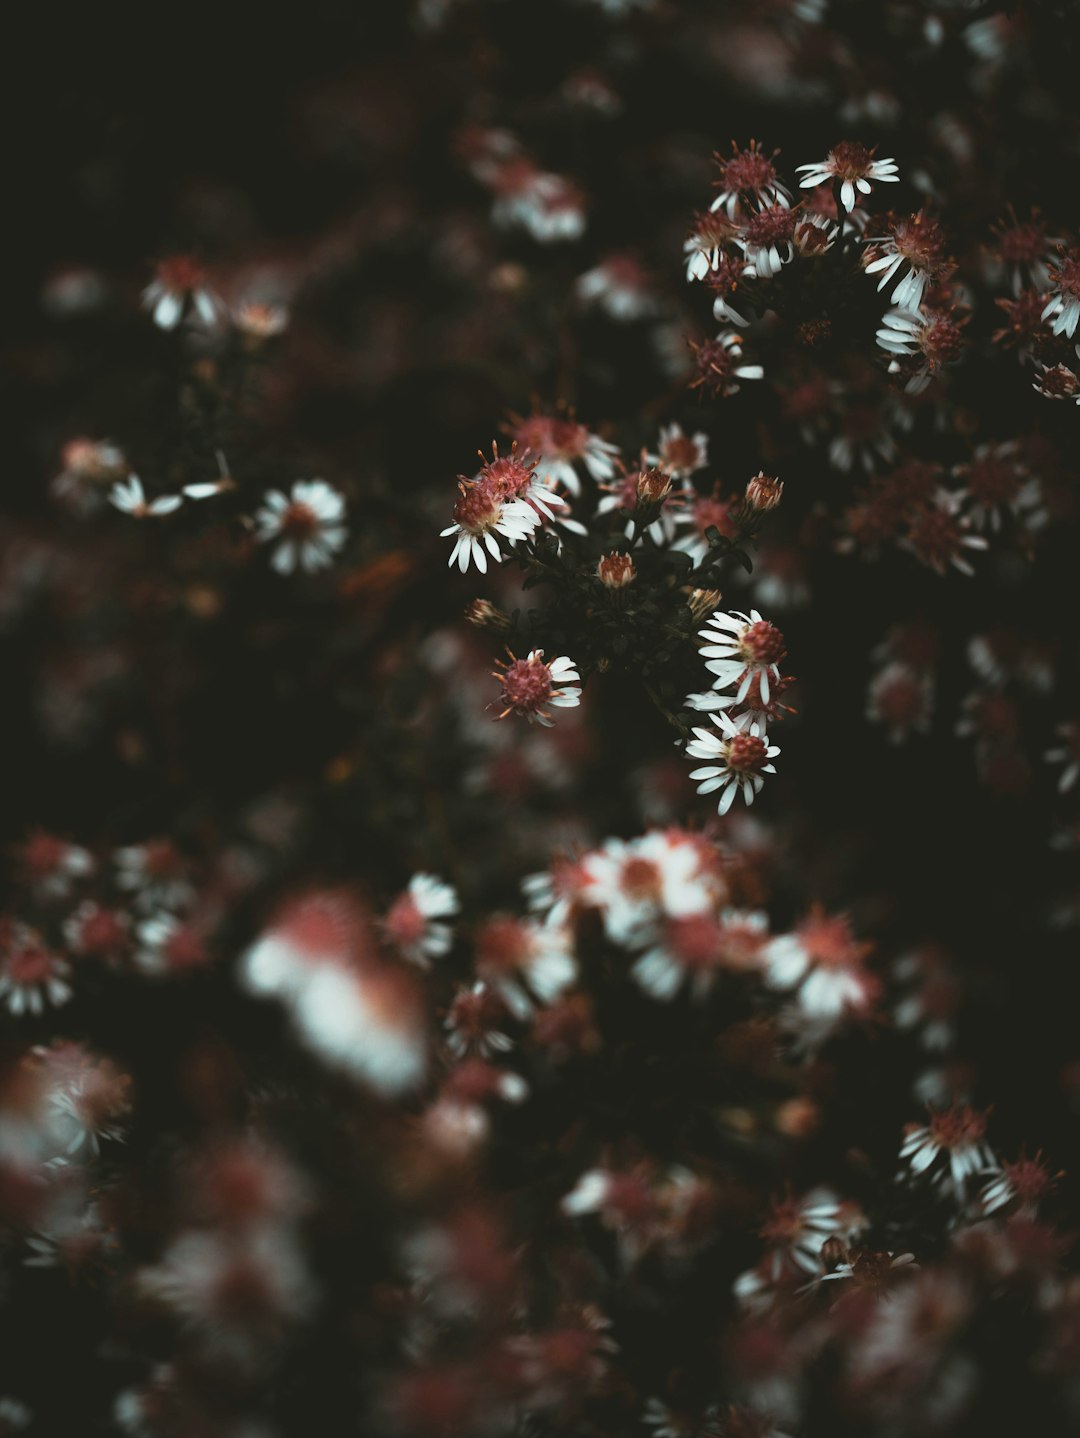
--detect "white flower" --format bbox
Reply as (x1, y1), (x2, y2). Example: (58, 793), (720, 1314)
(1042, 252), (1080, 338)
(648, 423), (708, 479)
(899, 1106), (996, 1198)
(384, 873), (460, 967)
(796, 143), (899, 212)
(255, 479), (347, 575)
(686, 712), (779, 816)
(441, 474), (539, 574)
(493, 171), (586, 243)
(141, 258), (222, 331)
(0, 932), (72, 1016)
(1046, 721), (1080, 793)
(109, 475), (183, 518)
(494, 650), (581, 726)
(697, 608), (786, 703)
(576, 256), (657, 321)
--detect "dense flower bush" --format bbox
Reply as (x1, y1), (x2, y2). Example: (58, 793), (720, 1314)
(4, 2), (1080, 1434)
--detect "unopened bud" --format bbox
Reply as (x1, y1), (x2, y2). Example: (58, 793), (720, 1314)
(820, 1235), (848, 1270)
(684, 587), (723, 622)
(774, 1095), (820, 1138)
(464, 598), (511, 631)
(744, 471), (784, 512)
(634, 466), (673, 521)
(596, 552), (636, 588)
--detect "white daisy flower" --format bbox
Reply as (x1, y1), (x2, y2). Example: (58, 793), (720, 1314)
(142, 257), (222, 331)
(383, 873), (460, 967)
(796, 143), (899, 213)
(109, 475), (183, 518)
(255, 479), (348, 575)
(697, 608), (787, 703)
(685, 712), (779, 816)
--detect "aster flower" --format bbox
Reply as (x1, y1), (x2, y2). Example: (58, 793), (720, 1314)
(506, 414), (620, 497)
(763, 909), (877, 1032)
(383, 873), (459, 967)
(899, 1104), (996, 1198)
(474, 916), (577, 1019)
(576, 254), (657, 320)
(685, 713), (780, 816)
(648, 423), (709, 479)
(631, 908), (768, 1001)
(690, 331), (764, 398)
(491, 165), (586, 243)
(0, 931), (72, 1016)
(671, 489), (738, 566)
(586, 829), (728, 945)
(710, 141), (792, 220)
(796, 142), (899, 213)
(442, 468), (540, 575)
(1042, 248), (1080, 338)
(738, 203), (799, 279)
(863, 212), (950, 311)
(698, 609), (787, 704)
(684, 211), (738, 281)
(53, 438), (127, 512)
(492, 649), (581, 726)
(867, 661), (934, 743)
(1046, 721), (1080, 793)
(142, 256), (222, 330)
(876, 305), (968, 393)
(901, 491), (988, 577)
(255, 479), (348, 575)
(109, 475), (183, 518)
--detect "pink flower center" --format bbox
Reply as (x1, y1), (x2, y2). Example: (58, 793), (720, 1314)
(743, 204), (797, 248)
(828, 141), (874, 179)
(385, 895), (427, 949)
(453, 478), (504, 535)
(720, 147), (778, 196)
(500, 655), (554, 714)
(281, 502), (320, 540)
(724, 733), (769, 774)
(7, 944), (55, 985)
(739, 619), (786, 665)
(928, 1104), (987, 1150)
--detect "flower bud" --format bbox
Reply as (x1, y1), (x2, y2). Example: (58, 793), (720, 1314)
(634, 467), (673, 521)
(464, 598), (511, 631)
(596, 552), (636, 588)
(744, 471), (784, 512)
(684, 587), (723, 622)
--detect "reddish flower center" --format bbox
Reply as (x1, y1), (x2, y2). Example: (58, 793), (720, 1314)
(739, 619), (786, 665)
(828, 141), (874, 178)
(7, 944), (56, 985)
(385, 895), (426, 949)
(665, 914), (723, 970)
(693, 496), (736, 537)
(724, 733), (769, 774)
(719, 146), (777, 196)
(1050, 251), (1080, 299)
(157, 255), (204, 292)
(483, 454), (535, 497)
(928, 1103), (987, 1149)
(500, 656), (554, 714)
(453, 478), (504, 535)
(743, 204), (797, 248)
(280, 502), (320, 540)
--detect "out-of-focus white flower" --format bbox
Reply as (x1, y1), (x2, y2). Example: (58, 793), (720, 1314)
(686, 714), (780, 816)
(142, 257), (223, 331)
(796, 143), (898, 212)
(383, 873), (459, 967)
(109, 476), (183, 518)
(255, 479), (347, 574)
